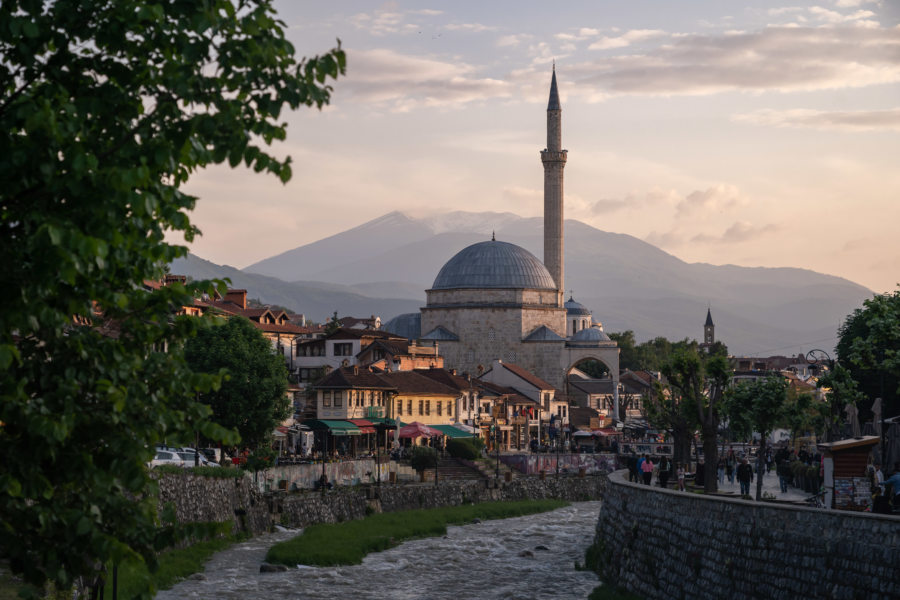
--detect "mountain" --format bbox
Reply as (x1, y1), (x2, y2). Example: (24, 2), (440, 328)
(225, 211), (872, 355)
(169, 253), (423, 323)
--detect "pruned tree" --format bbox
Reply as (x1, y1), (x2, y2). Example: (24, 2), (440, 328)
(724, 375), (788, 500)
(662, 349), (730, 493)
(0, 0), (344, 595)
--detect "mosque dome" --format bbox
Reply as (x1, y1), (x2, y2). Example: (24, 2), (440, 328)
(565, 296), (591, 316)
(570, 326), (612, 344)
(431, 240), (557, 290)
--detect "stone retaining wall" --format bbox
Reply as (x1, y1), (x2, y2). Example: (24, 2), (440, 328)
(589, 470), (900, 600)
(156, 473), (270, 536)
(502, 453), (617, 475)
(157, 471), (607, 534)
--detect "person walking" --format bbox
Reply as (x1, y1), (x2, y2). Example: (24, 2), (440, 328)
(658, 455), (671, 488)
(776, 458), (791, 494)
(725, 447), (736, 484)
(677, 463), (686, 491)
(641, 455), (654, 485)
(717, 456), (725, 485)
(737, 457), (754, 496)
(627, 451), (638, 483)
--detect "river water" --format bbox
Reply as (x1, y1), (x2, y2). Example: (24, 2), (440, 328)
(158, 501), (603, 600)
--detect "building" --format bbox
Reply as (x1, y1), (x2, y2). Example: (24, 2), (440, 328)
(294, 327), (409, 387)
(700, 307), (715, 352)
(386, 67), (621, 409)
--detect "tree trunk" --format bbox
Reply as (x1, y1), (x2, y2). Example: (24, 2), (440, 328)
(756, 435), (767, 501)
(703, 427), (718, 493)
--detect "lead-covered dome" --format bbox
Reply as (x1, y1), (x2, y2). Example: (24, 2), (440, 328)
(431, 240), (557, 290)
(565, 296), (591, 316)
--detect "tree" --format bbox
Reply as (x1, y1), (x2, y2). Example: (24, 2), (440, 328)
(0, 0), (344, 595)
(643, 379), (697, 470)
(814, 364), (865, 440)
(185, 316), (290, 447)
(723, 375), (788, 500)
(835, 289), (900, 421)
(324, 310), (342, 335)
(662, 348), (730, 493)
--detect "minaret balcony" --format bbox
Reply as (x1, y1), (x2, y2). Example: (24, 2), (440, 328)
(540, 149), (568, 162)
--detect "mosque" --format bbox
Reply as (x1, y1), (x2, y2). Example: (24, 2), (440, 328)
(385, 68), (621, 416)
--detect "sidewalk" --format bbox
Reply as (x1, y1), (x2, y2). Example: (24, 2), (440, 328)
(647, 467), (811, 502)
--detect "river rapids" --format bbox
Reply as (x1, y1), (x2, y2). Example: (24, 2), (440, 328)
(157, 501), (603, 600)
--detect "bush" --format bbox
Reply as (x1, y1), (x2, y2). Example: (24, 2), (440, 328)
(409, 446), (438, 472)
(447, 438), (482, 460)
(246, 446), (276, 472)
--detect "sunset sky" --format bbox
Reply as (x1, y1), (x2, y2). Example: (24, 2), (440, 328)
(181, 0), (900, 294)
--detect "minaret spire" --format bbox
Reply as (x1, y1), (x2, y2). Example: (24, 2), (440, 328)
(541, 65), (567, 304)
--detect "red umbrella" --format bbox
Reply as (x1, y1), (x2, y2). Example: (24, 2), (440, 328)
(398, 421), (441, 439)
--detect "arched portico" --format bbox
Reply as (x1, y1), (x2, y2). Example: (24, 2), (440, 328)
(561, 344), (620, 420)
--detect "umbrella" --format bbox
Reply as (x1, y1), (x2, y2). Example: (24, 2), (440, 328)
(398, 421), (441, 439)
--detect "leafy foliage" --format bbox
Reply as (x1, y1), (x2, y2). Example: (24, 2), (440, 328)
(409, 446), (438, 473)
(185, 317), (289, 448)
(835, 288), (900, 419)
(324, 311), (342, 335)
(446, 437), (483, 460)
(608, 331), (727, 372)
(0, 0), (344, 595)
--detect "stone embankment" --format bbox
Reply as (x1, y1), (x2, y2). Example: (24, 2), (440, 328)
(588, 470), (900, 600)
(156, 470), (607, 535)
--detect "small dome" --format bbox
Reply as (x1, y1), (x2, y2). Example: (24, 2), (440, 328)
(431, 240), (557, 290)
(571, 326), (612, 343)
(383, 312), (421, 341)
(565, 296), (591, 316)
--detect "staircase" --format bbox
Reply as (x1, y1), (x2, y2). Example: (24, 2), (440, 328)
(436, 457), (486, 481)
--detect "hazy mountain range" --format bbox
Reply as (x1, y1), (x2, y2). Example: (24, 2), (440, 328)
(171, 211), (873, 356)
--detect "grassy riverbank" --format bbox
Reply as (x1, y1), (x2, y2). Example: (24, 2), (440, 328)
(266, 499), (568, 567)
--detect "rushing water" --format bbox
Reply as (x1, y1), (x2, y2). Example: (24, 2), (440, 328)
(158, 501), (603, 600)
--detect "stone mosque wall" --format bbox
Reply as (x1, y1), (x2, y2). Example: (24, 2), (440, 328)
(588, 470), (900, 600)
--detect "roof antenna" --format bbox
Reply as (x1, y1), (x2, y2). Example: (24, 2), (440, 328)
(492, 230), (495, 241)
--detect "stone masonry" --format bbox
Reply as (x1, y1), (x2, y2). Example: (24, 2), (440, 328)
(589, 470), (900, 600)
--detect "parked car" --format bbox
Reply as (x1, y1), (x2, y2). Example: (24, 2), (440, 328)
(149, 450), (187, 468)
(177, 449), (221, 467)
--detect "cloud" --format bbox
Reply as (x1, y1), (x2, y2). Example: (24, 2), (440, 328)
(497, 34), (531, 47)
(734, 107), (900, 131)
(338, 48), (512, 111)
(691, 221), (780, 244)
(644, 229), (686, 248)
(808, 6), (876, 23)
(590, 187), (681, 214)
(588, 29), (667, 51)
(445, 22), (498, 33)
(565, 25), (900, 97)
(675, 185), (744, 217)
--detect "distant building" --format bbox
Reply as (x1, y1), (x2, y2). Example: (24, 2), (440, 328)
(700, 307), (715, 352)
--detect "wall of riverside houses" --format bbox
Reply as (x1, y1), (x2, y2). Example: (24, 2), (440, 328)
(588, 470), (900, 600)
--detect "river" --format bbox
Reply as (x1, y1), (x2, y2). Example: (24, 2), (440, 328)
(157, 501), (603, 600)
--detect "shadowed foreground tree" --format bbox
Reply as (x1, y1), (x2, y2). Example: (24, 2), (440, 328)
(185, 316), (290, 448)
(0, 0), (344, 596)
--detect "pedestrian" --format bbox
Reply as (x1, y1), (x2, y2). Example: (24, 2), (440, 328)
(717, 456), (725, 485)
(725, 448), (735, 485)
(658, 455), (670, 488)
(627, 451), (638, 483)
(883, 463), (900, 510)
(641, 455), (654, 485)
(766, 448), (774, 473)
(677, 463), (685, 491)
(737, 457), (754, 496)
(776, 458), (791, 493)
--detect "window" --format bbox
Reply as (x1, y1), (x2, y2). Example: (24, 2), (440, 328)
(333, 343), (353, 356)
(448, 402), (453, 417)
(334, 391), (342, 408)
(323, 391), (332, 407)
(437, 402), (442, 416)
(419, 400), (424, 415)
(425, 400), (430, 416)
(397, 401), (402, 416)
(408, 400), (413, 415)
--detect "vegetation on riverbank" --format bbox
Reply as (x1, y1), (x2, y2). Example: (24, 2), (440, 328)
(266, 499), (568, 566)
(102, 531), (248, 600)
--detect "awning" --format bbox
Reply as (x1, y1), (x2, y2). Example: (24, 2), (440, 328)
(367, 417), (406, 428)
(347, 419), (377, 434)
(572, 430), (594, 438)
(428, 424), (474, 438)
(303, 420), (361, 436)
(592, 428), (621, 437)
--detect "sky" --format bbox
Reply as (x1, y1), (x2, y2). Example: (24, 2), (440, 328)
(181, 0), (900, 294)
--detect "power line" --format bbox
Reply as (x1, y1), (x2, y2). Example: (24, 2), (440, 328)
(741, 335), (840, 358)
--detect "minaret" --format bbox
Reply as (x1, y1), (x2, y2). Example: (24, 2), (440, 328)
(541, 65), (567, 304)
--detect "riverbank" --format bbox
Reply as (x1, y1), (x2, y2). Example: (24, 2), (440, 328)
(266, 499), (568, 566)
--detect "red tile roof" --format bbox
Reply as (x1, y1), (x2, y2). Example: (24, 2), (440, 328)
(499, 362), (554, 390)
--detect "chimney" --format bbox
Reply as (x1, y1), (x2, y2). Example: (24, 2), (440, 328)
(353, 365), (359, 375)
(224, 289), (247, 309)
